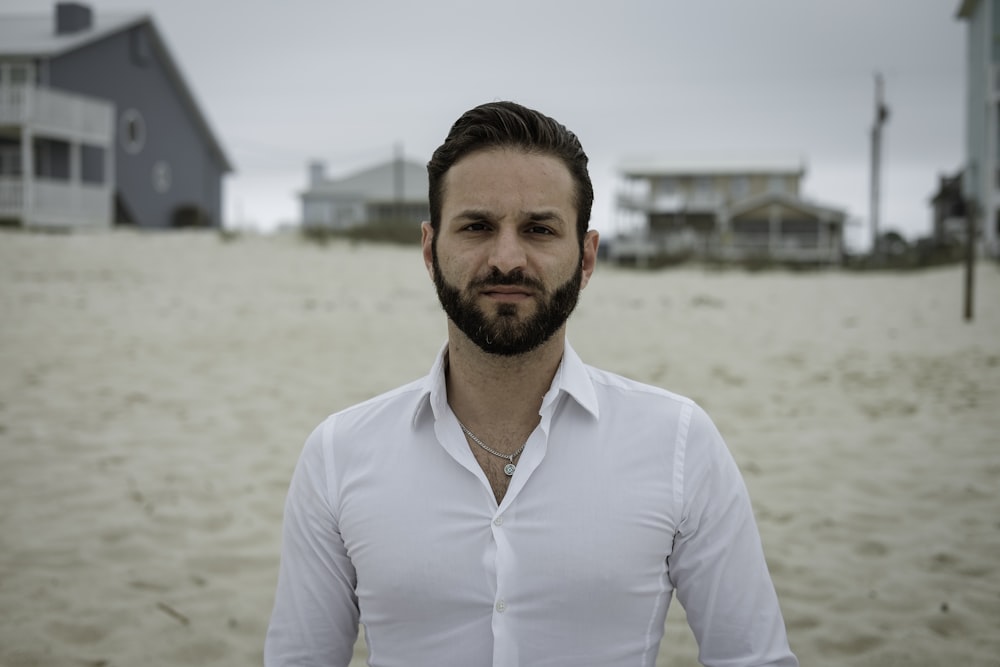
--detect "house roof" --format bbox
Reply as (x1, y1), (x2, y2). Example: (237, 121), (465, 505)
(0, 9), (233, 173)
(304, 159), (429, 202)
(0, 11), (144, 57)
(618, 154), (806, 178)
(729, 190), (847, 223)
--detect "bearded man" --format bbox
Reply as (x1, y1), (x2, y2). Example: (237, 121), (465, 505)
(265, 101), (798, 667)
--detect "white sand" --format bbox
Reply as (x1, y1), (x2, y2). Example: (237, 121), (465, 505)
(1, 230), (998, 666)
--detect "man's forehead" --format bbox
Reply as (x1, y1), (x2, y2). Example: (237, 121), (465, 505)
(442, 148), (574, 195)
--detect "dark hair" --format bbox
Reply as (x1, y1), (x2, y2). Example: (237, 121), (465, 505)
(427, 101), (593, 243)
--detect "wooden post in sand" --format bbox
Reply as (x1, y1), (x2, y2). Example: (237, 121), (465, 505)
(964, 200), (977, 322)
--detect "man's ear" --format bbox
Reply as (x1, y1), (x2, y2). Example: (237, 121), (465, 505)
(421, 221), (435, 278)
(580, 229), (599, 289)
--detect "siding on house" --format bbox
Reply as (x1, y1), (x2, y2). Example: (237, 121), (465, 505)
(48, 24), (227, 227)
(301, 158), (429, 230)
(612, 158), (846, 266)
(0, 61), (115, 227)
(0, 4), (231, 229)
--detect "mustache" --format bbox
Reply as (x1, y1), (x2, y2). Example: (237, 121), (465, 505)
(469, 268), (545, 292)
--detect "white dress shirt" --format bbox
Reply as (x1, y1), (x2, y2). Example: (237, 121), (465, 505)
(265, 342), (797, 667)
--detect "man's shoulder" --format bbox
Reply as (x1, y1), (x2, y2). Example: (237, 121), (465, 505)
(321, 375), (429, 431)
(584, 363), (695, 410)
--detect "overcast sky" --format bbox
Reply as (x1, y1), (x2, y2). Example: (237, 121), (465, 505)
(12, 0), (967, 248)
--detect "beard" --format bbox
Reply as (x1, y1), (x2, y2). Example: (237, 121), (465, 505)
(431, 242), (583, 357)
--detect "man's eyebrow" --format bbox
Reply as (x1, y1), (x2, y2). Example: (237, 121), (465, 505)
(453, 209), (495, 221)
(526, 211), (566, 225)
(450, 209), (566, 224)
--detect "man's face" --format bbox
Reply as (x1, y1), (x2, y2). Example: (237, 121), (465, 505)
(422, 148), (598, 356)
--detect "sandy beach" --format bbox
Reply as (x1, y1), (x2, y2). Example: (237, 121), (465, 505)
(1, 229), (998, 667)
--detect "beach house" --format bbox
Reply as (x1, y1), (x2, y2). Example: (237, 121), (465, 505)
(930, 170), (968, 247)
(957, 0), (1000, 259)
(300, 155), (429, 231)
(610, 156), (847, 266)
(0, 2), (231, 229)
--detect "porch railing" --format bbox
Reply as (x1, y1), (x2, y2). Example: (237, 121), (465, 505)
(617, 191), (724, 213)
(608, 229), (841, 265)
(0, 176), (111, 227)
(0, 84), (114, 143)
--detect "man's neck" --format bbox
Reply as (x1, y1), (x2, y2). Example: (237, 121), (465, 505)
(444, 324), (566, 433)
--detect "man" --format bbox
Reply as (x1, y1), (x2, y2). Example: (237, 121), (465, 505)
(265, 101), (797, 667)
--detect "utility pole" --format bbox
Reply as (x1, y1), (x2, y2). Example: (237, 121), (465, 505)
(393, 142), (404, 224)
(869, 73), (889, 258)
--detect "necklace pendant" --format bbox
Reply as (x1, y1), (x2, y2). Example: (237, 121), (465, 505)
(503, 463), (516, 476)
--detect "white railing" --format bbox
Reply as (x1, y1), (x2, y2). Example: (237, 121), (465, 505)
(0, 84), (114, 143)
(616, 191), (724, 213)
(0, 176), (111, 227)
(0, 177), (24, 217)
(608, 229), (840, 265)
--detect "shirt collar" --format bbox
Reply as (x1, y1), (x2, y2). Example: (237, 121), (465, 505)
(545, 339), (600, 420)
(410, 339), (600, 429)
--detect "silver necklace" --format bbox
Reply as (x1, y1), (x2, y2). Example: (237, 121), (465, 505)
(457, 420), (526, 476)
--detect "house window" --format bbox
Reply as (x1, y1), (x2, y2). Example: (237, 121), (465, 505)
(120, 108), (146, 154)
(33, 138), (70, 180)
(334, 204), (356, 228)
(0, 138), (20, 176)
(730, 175), (750, 200)
(81, 144), (105, 183)
(781, 218), (819, 246)
(8, 63), (29, 85)
(655, 177), (676, 196)
(693, 176), (712, 199)
(152, 160), (172, 193)
(768, 175), (786, 194)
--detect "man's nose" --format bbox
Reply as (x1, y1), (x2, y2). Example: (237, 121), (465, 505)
(488, 227), (527, 274)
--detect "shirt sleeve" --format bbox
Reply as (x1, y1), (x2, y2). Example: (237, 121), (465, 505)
(668, 404), (798, 667)
(265, 418), (359, 667)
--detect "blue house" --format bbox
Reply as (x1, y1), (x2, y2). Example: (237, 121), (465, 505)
(0, 2), (232, 229)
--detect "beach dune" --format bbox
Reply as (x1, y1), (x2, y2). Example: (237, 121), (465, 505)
(0, 230), (997, 666)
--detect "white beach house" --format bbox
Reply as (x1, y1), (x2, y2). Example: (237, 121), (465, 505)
(611, 156), (847, 266)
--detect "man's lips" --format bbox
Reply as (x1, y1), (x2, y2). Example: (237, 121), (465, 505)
(480, 286), (534, 302)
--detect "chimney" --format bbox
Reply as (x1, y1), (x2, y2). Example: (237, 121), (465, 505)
(56, 3), (93, 35)
(308, 161), (326, 187)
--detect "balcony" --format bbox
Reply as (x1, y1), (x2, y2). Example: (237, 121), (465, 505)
(607, 227), (841, 266)
(0, 83), (114, 228)
(0, 177), (111, 228)
(0, 84), (114, 143)
(617, 191), (723, 214)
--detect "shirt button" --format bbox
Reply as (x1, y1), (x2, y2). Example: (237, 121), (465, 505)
(495, 600), (506, 613)
(493, 515), (504, 526)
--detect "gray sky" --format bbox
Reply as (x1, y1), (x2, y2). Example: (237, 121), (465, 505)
(11, 0), (966, 248)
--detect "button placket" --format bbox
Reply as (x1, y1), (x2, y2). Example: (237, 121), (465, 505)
(492, 510), (511, 620)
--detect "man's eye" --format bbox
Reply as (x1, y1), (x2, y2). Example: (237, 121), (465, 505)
(527, 226), (554, 235)
(464, 222), (490, 232)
